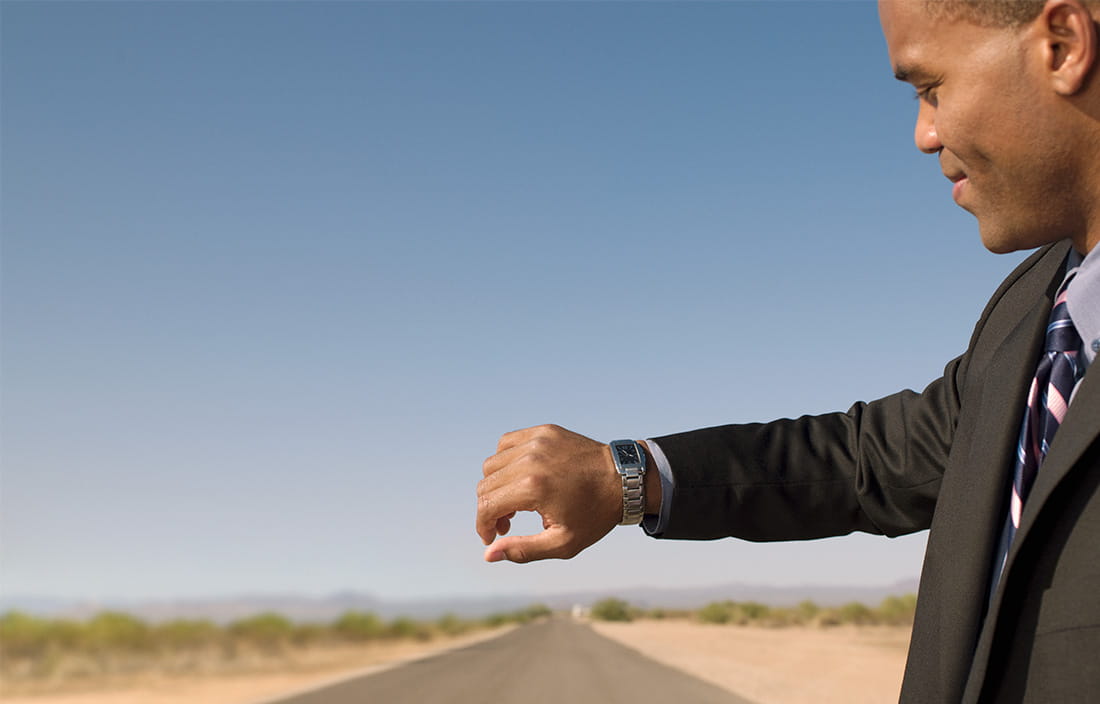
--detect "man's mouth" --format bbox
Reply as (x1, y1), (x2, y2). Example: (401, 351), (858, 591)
(945, 171), (968, 203)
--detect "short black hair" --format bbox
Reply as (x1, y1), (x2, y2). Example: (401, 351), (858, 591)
(922, 0), (1046, 27)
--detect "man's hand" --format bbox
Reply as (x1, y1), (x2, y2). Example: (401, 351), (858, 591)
(476, 425), (621, 563)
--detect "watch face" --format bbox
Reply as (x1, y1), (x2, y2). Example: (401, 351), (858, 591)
(615, 443), (640, 465)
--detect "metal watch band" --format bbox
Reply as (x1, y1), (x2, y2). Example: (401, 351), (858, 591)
(609, 439), (646, 526)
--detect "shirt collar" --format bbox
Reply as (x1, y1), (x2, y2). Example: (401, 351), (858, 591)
(1065, 244), (1099, 367)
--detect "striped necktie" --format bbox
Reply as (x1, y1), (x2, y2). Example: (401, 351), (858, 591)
(993, 273), (1084, 585)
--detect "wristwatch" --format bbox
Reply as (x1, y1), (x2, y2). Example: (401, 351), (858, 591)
(609, 439), (646, 525)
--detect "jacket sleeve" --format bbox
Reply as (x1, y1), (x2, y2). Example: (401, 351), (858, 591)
(650, 354), (965, 542)
(646, 242), (1069, 544)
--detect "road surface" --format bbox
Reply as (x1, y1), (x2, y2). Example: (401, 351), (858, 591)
(266, 617), (756, 704)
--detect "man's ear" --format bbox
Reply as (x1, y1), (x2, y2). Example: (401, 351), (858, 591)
(1038, 0), (1097, 95)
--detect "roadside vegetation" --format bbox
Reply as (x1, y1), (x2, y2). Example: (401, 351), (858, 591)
(588, 594), (917, 627)
(0, 604), (551, 689)
(1, 595), (915, 693)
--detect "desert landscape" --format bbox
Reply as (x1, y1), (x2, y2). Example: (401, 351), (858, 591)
(1, 618), (909, 704)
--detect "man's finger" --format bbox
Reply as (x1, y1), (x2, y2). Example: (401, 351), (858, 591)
(496, 424), (564, 453)
(476, 455), (529, 498)
(476, 484), (536, 545)
(495, 426), (537, 453)
(482, 443), (524, 478)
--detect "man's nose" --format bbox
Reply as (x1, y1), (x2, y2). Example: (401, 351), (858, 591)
(914, 101), (942, 154)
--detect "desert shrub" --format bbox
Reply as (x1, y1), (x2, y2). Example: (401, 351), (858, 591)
(0, 612), (54, 659)
(837, 602), (876, 625)
(477, 604), (549, 627)
(523, 603), (553, 620)
(696, 600), (777, 625)
(82, 611), (152, 653)
(590, 598), (633, 622)
(332, 611), (384, 642)
(796, 600), (820, 624)
(740, 602), (771, 621)
(652, 608), (693, 620)
(154, 619), (222, 651)
(229, 613), (293, 651)
(761, 607), (799, 627)
(877, 594), (917, 625)
(387, 617), (433, 641)
(46, 619), (84, 653)
(290, 623), (328, 647)
(697, 601), (735, 624)
(436, 613), (472, 637)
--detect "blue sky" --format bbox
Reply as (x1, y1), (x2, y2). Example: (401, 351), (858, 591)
(2, 1), (1029, 604)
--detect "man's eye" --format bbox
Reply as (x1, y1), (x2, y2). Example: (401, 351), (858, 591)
(913, 85), (938, 103)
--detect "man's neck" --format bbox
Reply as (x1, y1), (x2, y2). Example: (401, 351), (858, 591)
(1073, 231), (1096, 256)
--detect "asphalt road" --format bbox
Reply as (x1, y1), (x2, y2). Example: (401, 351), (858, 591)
(267, 617), (756, 704)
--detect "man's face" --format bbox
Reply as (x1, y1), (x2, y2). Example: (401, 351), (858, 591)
(879, 0), (1085, 253)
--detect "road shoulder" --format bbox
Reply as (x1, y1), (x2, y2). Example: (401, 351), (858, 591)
(590, 620), (909, 704)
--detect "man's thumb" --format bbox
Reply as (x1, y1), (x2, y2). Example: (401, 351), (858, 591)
(483, 530), (561, 564)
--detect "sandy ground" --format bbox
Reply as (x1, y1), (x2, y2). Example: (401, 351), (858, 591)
(592, 620), (910, 704)
(1, 621), (910, 704)
(0, 627), (513, 704)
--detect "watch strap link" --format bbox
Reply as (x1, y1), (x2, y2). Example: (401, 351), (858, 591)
(609, 439), (646, 525)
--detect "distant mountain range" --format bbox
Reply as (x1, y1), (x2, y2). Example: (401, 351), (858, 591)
(0, 578), (919, 623)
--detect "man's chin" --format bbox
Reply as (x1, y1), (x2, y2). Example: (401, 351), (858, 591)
(976, 221), (1013, 254)
(978, 224), (1061, 255)
(980, 236), (1021, 255)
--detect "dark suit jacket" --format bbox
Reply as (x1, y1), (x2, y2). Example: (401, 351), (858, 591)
(652, 240), (1100, 703)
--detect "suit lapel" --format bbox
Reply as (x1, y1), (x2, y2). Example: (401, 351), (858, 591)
(956, 255), (1064, 702)
(912, 275), (1052, 703)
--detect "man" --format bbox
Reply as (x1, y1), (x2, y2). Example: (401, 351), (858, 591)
(475, 1), (1099, 701)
